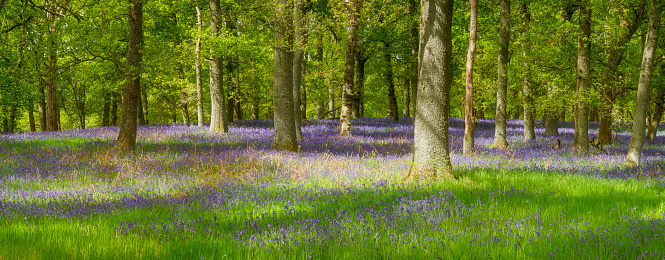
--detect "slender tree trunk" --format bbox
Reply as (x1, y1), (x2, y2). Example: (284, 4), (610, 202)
(573, 1), (591, 156)
(384, 51), (399, 122)
(141, 88), (148, 124)
(647, 89), (663, 140)
(28, 99), (36, 131)
(317, 100), (325, 119)
(627, 0), (661, 166)
(403, 77), (410, 118)
(251, 103), (259, 120)
(406, 0), (454, 182)
(354, 54), (367, 118)
(181, 90), (190, 124)
(195, 1), (204, 127)
(38, 84), (47, 131)
(409, 0), (419, 122)
(302, 85), (307, 119)
(590, 107), (598, 122)
(114, 0), (143, 152)
(340, 0), (361, 136)
(111, 91), (119, 126)
(494, 0), (510, 149)
(463, 0), (478, 155)
(209, 0), (228, 133)
(137, 85), (145, 126)
(328, 82), (335, 119)
(272, 0), (298, 152)
(102, 91), (110, 126)
(521, 2), (535, 141)
(293, 0), (305, 139)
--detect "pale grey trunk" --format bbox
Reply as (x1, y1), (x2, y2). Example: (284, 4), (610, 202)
(545, 112), (559, 136)
(463, 0), (478, 155)
(627, 0), (661, 166)
(293, 0), (305, 140)
(196, 2), (204, 127)
(521, 2), (535, 141)
(272, 0), (298, 152)
(406, 0), (454, 182)
(114, 0), (143, 152)
(209, 0), (227, 133)
(494, 0), (510, 149)
(573, 1), (591, 156)
(251, 103), (259, 120)
(328, 83), (335, 119)
(340, 0), (361, 136)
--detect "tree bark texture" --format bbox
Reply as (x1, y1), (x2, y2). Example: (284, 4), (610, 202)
(573, 1), (591, 156)
(328, 83), (335, 119)
(46, 0), (59, 132)
(137, 85), (145, 126)
(545, 113), (559, 136)
(28, 99), (36, 131)
(521, 1), (535, 141)
(384, 51), (399, 122)
(272, 0), (298, 152)
(494, 0), (510, 149)
(340, 0), (361, 136)
(293, 0), (305, 139)
(463, 0), (478, 155)
(317, 100), (325, 119)
(403, 77), (411, 118)
(38, 85), (46, 131)
(406, 0), (454, 182)
(114, 0), (143, 152)
(111, 91), (119, 126)
(627, 0), (661, 166)
(196, 1), (204, 127)
(209, 0), (228, 133)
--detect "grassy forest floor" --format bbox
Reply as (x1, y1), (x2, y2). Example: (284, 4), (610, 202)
(0, 117), (664, 259)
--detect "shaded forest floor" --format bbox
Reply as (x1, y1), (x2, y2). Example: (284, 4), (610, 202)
(0, 118), (664, 259)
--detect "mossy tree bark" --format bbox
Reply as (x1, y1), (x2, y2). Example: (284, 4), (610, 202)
(494, 0), (510, 149)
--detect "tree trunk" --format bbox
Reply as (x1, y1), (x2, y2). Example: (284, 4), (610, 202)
(317, 100), (325, 119)
(647, 89), (663, 140)
(384, 51), (399, 122)
(102, 91), (110, 126)
(301, 85), (307, 119)
(272, 0), (298, 152)
(340, 0), (361, 136)
(406, 0), (454, 182)
(494, 0), (510, 149)
(181, 90), (190, 125)
(114, 0), (143, 152)
(403, 77), (411, 118)
(137, 85), (145, 126)
(251, 103), (259, 120)
(45, 0), (59, 132)
(28, 99), (36, 131)
(209, 0), (228, 133)
(627, 0), (661, 166)
(545, 111), (559, 136)
(226, 64), (236, 123)
(141, 88), (148, 124)
(293, 0), (305, 139)
(111, 91), (119, 126)
(521, 1), (535, 141)
(354, 53), (367, 118)
(463, 0), (478, 155)
(328, 82), (335, 119)
(573, 0), (591, 156)
(38, 84), (46, 131)
(409, 0), (419, 122)
(195, 1), (204, 127)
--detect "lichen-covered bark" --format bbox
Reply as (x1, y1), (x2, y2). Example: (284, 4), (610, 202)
(494, 0), (510, 149)
(114, 0), (143, 152)
(406, 0), (454, 182)
(272, 0), (298, 152)
(209, 0), (227, 133)
(627, 0), (661, 166)
(573, 1), (590, 156)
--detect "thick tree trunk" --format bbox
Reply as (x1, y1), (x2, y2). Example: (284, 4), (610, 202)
(195, 1), (204, 127)
(340, 0), (361, 136)
(209, 0), (228, 133)
(272, 0), (298, 152)
(409, 0), (419, 122)
(545, 112), (559, 136)
(114, 0), (143, 152)
(627, 0), (661, 166)
(573, 1), (591, 156)
(494, 0), (510, 149)
(521, 2), (535, 141)
(384, 51), (399, 122)
(293, 0), (305, 139)
(46, 0), (59, 132)
(406, 0), (454, 182)
(463, 0), (478, 155)
(647, 90), (663, 140)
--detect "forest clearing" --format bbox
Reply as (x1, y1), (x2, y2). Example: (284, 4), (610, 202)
(0, 117), (664, 259)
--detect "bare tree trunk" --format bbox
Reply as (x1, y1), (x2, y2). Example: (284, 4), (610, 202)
(272, 0), (298, 152)
(406, 0), (454, 182)
(647, 89), (663, 140)
(181, 90), (190, 124)
(141, 88), (148, 124)
(251, 103), (259, 120)
(46, 0), (58, 132)
(111, 91), (119, 126)
(328, 82), (335, 119)
(195, 1), (204, 127)
(209, 0), (228, 133)
(101, 91), (110, 126)
(463, 0), (478, 155)
(384, 51), (399, 122)
(301, 85), (307, 119)
(28, 99), (36, 131)
(409, 0), (419, 122)
(38, 85), (46, 131)
(521, 1), (535, 141)
(137, 85), (145, 126)
(494, 0), (510, 149)
(545, 112), (559, 136)
(340, 0), (361, 136)
(627, 0), (661, 166)
(293, 0), (305, 139)
(403, 77), (410, 118)
(317, 100), (325, 119)
(354, 53), (367, 118)
(573, 1), (591, 156)
(114, 0), (143, 152)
